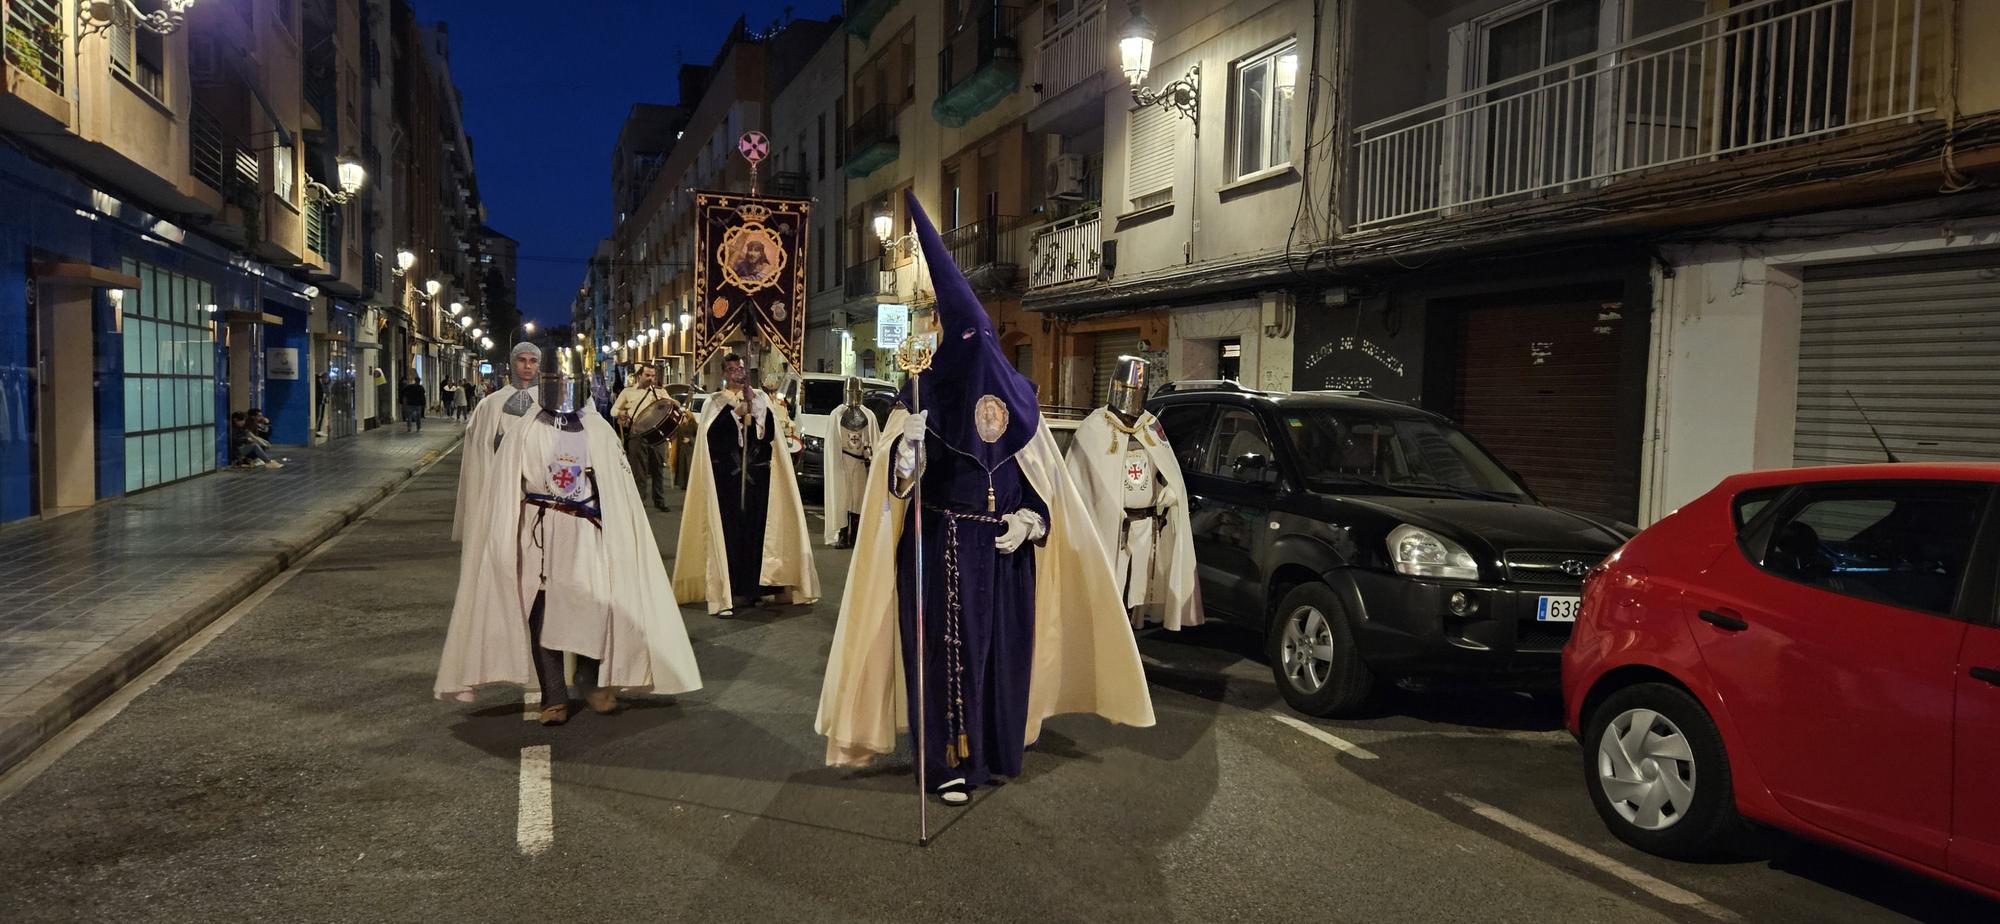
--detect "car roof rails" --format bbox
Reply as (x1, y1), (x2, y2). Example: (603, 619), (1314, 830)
(1154, 379), (1267, 397)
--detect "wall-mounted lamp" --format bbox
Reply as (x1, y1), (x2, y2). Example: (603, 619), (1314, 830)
(1119, 2), (1200, 133)
(394, 249), (417, 275)
(424, 279), (442, 298)
(78, 0), (196, 44)
(306, 154), (368, 205)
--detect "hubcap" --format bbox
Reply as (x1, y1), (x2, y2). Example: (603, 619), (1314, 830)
(1280, 606), (1337, 694)
(1597, 707), (1697, 831)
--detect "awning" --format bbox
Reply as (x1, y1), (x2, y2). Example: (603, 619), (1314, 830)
(33, 261), (141, 289)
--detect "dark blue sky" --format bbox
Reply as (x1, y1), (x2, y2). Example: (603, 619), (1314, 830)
(418, 0), (841, 325)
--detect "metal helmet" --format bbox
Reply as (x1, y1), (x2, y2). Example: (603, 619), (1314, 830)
(844, 375), (864, 407)
(1107, 354), (1149, 420)
(538, 344), (584, 415)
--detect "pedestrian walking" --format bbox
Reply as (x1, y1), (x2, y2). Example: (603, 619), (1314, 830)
(400, 373), (426, 432)
(441, 379), (460, 421)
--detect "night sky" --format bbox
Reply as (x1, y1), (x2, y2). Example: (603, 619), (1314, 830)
(416, 0), (842, 326)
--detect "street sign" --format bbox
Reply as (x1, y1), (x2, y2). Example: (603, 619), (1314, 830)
(876, 303), (909, 349)
(738, 131), (769, 164)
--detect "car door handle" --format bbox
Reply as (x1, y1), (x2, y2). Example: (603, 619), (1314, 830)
(1971, 667), (2000, 688)
(1698, 609), (1749, 632)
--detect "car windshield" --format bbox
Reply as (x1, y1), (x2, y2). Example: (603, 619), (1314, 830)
(1277, 408), (1531, 501)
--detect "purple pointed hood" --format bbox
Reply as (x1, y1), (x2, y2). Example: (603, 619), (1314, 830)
(899, 189), (1039, 467)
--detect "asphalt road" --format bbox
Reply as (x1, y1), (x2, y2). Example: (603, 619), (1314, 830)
(0, 451), (1992, 923)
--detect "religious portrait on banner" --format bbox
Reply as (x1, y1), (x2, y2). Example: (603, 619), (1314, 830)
(693, 193), (811, 368)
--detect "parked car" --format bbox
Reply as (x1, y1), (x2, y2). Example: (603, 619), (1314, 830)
(1563, 463), (2000, 900)
(1149, 381), (1632, 716)
(781, 373), (897, 491)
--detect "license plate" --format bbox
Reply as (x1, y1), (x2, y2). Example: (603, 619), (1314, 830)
(1537, 595), (1582, 622)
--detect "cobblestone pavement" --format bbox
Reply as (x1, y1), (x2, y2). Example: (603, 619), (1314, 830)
(0, 419), (464, 772)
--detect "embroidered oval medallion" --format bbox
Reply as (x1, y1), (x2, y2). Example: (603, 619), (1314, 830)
(975, 395), (1008, 444)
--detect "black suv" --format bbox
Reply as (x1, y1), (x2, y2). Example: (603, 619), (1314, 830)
(1149, 382), (1633, 716)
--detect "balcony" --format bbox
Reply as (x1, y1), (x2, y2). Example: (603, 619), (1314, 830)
(933, 3), (1024, 128)
(1352, 0), (1935, 230)
(844, 104), (900, 179)
(842, 0), (896, 41)
(941, 215), (1026, 292)
(3, 0), (63, 95)
(1029, 1), (1106, 134)
(1027, 210), (1101, 289)
(845, 256), (884, 300)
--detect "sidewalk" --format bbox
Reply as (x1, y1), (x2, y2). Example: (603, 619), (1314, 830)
(0, 419), (465, 775)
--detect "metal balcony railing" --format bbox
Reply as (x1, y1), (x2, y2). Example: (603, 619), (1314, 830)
(844, 256), (884, 299)
(1033, 1), (1105, 102)
(1028, 210), (1102, 289)
(941, 215), (1024, 273)
(848, 103), (897, 157)
(1352, 0), (1935, 229)
(3, 0), (64, 94)
(939, 3), (1025, 99)
(190, 100), (227, 192)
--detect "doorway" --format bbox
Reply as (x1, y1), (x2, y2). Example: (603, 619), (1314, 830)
(33, 280), (96, 514)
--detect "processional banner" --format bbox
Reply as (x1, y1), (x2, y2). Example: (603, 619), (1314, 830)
(693, 192), (810, 368)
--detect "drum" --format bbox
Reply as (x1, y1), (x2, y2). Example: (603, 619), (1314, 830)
(630, 395), (683, 445)
(782, 429), (804, 455)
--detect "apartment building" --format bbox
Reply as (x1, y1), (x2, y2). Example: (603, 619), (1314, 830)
(768, 20), (851, 375)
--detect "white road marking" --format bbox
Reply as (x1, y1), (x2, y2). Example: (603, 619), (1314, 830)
(517, 745), (554, 856)
(0, 447), (452, 805)
(521, 690), (540, 721)
(1446, 793), (1740, 922)
(1140, 654), (1171, 670)
(1270, 713), (1380, 760)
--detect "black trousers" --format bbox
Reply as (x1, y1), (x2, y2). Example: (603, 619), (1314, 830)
(626, 436), (668, 508)
(526, 590), (600, 707)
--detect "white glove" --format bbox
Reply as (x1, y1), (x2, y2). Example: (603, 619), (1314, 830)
(894, 411), (928, 480)
(994, 509), (1046, 554)
(1157, 480), (1182, 510)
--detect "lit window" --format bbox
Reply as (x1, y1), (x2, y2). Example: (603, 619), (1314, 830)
(1231, 41), (1297, 179)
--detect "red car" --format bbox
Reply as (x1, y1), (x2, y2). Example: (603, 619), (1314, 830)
(1563, 463), (2000, 901)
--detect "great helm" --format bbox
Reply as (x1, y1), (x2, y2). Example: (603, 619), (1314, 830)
(538, 344), (584, 415)
(844, 375), (864, 408)
(1107, 354), (1149, 420)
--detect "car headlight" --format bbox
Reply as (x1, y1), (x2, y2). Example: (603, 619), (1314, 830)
(1386, 524), (1480, 581)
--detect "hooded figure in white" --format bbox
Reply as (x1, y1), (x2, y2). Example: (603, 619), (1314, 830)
(453, 342), (540, 544)
(821, 376), (880, 548)
(436, 345), (700, 724)
(673, 352), (820, 616)
(1062, 355), (1201, 631)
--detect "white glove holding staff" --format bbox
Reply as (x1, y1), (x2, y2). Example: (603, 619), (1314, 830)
(994, 509), (1046, 554)
(894, 411), (929, 479)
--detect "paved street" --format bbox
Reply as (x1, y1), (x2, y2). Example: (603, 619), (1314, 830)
(0, 450), (1992, 923)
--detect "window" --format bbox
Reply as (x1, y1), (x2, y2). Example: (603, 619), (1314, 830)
(1756, 484), (1987, 616)
(1732, 487), (1784, 532)
(1157, 404), (1213, 474)
(817, 112), (827, 179)
(120, 259), (217, 492)
(272, 140), (296, 204)
(110, 0), (167, 100)
(1231, 40), (1296, 179)
(834, 96), (846, 164)
(1126, 104), (1175, 210)
(1204, 408), (1276, 481)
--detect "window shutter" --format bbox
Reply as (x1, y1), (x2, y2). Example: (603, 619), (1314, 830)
(1126, 105), (1175, 204)
(110, 20), (136, 76)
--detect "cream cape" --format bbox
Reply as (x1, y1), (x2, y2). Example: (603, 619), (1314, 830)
(453, 383), (535, 543)
(672, 389), (822, 613)
(1063, 408), (1203, 631)
(819, 402), (881, 545)
(813, 408), (1156, 767)
(435, 412), (702, 700)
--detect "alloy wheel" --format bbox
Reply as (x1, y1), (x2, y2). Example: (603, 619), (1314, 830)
(1280, 606), (1337, 694)
(1597, 707), (1697, 831)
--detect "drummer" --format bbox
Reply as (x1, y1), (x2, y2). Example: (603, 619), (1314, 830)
(612, 362), (681, 513)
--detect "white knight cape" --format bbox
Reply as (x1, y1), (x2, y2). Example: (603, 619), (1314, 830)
(814, 408), (1156, 767)
(672, 389), (821, 613)
(1064, 408), (1202, 631)
(435, 412), (701, 700)
(819, 402), (880, 545)
(453, 383), (536, 543)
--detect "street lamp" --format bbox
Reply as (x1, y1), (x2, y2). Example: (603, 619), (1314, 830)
(1119, 1), (1200, 132)
(303, 285), (320, 299)
(524, 321), (536, 334)
(458, 316), (473, 329)
(394, 249), (417, 275)
(424, 278), (443, 298)
(449, 301), (463, 316)
(469, 327), (483, 339)
(480, 337), (494, 350)
(306, 153), (368, 205)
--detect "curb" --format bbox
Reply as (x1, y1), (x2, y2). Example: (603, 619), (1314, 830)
(0, 437), (462, 777)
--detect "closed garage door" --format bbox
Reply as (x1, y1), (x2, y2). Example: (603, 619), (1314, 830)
(1454, 296), (1628, 521)
(1795, 250), (2000, 466)
(1089, 328), (1141, 407)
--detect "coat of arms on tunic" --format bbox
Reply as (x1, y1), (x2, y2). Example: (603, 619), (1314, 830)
(975, 395), (1008, 444)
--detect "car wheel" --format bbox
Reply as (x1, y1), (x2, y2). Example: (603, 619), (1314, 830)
(1267, 584), (1372, 716)
(1583, 683), (1744, 860)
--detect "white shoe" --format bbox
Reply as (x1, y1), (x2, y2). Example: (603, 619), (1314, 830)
(251, 459), (268, 468)
(265, 460), (284, 469)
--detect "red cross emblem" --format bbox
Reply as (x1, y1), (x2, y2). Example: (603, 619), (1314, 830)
(738, 131), (769, 164)
(1126, 461), (1146, 482)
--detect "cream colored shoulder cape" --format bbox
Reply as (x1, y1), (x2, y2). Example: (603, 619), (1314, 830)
(819, 402), (881, 545)
(1063, 409), (1203, 630)
(454, 384), (532, 543)
(814, 408), (1157, 767)
(672, 391), (822, 613)
(435, 413), (701, 701)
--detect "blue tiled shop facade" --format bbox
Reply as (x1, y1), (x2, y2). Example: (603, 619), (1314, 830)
(0, 145), (314, 525)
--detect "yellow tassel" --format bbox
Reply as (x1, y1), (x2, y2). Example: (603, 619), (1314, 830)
(958, 733), (970, 756)
(986, 483), (996, 512)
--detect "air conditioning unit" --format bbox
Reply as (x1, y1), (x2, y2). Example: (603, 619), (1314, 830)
(1046, 154), (1086, 200)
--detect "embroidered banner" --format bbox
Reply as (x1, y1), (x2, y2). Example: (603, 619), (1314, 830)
(693, 192), (811, 368)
